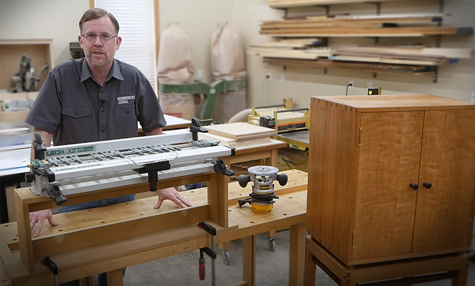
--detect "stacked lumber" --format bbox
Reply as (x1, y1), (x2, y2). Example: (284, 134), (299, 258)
(200, 122), (277, 148)
(249, 38), (325, 60)
(267, 0), (397, 8)
(259, 13), (473, 37)
(263, 57), (436, 75)
(257, 45), (475, 74)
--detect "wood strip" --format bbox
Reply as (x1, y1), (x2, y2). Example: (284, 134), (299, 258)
(337, 46), (474, 59)
(261, 16), (443, 28)
(249, 50), (320, 60)
(267, 0), (397, 8)
(263, 58), (435, 75)
(260, 26), (472, 36)
(328, 55), (446, 66)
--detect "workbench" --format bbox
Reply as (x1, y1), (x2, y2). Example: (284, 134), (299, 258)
(0, 169), (307, 286)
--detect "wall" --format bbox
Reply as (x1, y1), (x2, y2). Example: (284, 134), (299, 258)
(1, 0), (473, 110)
(233, 0), (475, 108)
(0, 0), (90, 66)
(158, 0), (234, 84)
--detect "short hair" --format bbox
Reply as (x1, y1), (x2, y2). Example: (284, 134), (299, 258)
(79, 8), (120, 34)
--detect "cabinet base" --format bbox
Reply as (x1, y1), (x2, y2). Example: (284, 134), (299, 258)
(304, 236), (469, 286)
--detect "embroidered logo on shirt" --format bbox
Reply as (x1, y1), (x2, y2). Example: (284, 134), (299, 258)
(117, 95), (135, 104)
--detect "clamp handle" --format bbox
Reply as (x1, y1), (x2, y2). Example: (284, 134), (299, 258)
(33, 132), (47, 160)
(197, 221), (217, 236)
(214, 159), (235, 177)
(190, 117), (208, 141)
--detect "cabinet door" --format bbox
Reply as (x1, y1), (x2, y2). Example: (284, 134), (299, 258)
(413, 109), (475, 253)
(353, 111), (423, 261)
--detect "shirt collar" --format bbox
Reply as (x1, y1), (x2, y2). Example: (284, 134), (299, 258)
(80, 58), (124, 83)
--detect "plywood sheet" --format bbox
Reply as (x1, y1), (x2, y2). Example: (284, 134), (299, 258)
(204, 123), (277, 141)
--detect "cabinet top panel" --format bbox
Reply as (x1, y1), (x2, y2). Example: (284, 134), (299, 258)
(312, 94), (475, 112)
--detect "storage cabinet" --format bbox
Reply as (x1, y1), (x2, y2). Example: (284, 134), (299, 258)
(306, 94), (475, 265)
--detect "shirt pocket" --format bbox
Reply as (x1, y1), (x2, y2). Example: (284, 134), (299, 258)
(112, 104), (137, 137)
(62, 107), (91, 118)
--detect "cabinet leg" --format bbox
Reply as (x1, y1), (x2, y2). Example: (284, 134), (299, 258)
(106, 269), (124, 286)
(304, 249), (316, 286)
(452, 259), (469, 286)
(79, 277), (93, 286)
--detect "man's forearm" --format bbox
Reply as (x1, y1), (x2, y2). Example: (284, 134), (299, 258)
(144, 127), (163, 136)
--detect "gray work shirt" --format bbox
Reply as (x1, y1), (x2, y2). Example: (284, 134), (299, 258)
(26, 58), (166, 146)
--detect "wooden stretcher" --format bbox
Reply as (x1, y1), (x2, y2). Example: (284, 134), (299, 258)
(1, 169), (308, 286)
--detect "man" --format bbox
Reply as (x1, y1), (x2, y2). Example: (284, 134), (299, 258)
(26, 8), (192, 240)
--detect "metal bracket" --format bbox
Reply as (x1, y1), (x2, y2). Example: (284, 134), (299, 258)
(435, 35), (442, 48)
(433, 66), (439, 83)
(368, 2), (381, 15)
(313, 5), (330, 15)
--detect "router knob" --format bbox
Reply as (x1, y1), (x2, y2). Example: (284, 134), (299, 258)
(238, 175), (251, 188)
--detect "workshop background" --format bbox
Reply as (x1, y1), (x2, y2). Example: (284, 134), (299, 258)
(1, 0), (475, 285)
(1, 0), (474, 109)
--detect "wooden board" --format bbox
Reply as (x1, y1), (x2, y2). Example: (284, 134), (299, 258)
(199, 132), (272, 148)
(267, 0), (397, 8)
(336, 46), (474, 59)
(263, 58), (435, 75)
(260, 26), (473, 37)
(204, 123), (277, 141)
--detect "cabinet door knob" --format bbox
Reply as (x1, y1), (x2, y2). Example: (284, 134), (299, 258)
(422, 182), (432, 189)
(409, 183), (419, 190)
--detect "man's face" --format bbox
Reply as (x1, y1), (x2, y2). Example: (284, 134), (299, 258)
(78, 16), (121, 68)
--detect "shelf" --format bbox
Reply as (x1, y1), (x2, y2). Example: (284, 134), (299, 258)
(257, 0), (473, 81)
(0, 39), (53, 92)
(267, 0), (401, 9)
(263, 57), (436, 76)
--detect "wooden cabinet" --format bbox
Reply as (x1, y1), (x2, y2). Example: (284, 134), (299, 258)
(306, 94), (475, 265)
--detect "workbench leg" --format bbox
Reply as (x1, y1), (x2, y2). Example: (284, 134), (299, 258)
(452, 258), (469, 286)
(265, 230), (276, 238)
(242, 235), (256, 286)
(289, 223), (305, 286)
(106, 269), (124, 286)
(304, 247), (316, 286)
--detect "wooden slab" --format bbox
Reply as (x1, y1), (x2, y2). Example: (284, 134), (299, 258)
(204, 122), (277, 141)
(267, 0), (397, 8)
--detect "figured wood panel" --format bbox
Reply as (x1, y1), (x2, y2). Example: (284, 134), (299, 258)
(313, 94), (475, 112)
(352, 111), (423, 262)
(413, 109), (475, 253)
(307, 98), (359, 264)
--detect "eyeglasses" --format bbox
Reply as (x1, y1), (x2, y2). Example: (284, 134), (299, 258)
(81, 33), (117, 42)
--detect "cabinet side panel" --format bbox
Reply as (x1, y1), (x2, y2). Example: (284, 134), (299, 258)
(413, 109), (475, 253)
(307, 98), (358, 263)
(352, 111), (422, 262)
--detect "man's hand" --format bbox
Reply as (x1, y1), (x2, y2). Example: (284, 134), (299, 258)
(155, 187), (192, 209)
(29, 209), (58, 237)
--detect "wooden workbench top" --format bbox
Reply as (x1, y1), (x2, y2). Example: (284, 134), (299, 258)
(1, 169), (307, 283)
